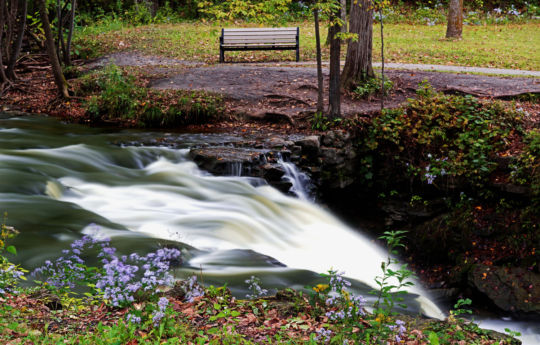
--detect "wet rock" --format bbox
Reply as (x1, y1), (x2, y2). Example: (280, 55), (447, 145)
(320, 147), (345, 165)
(262, 164), (286, 181)
(468, 264), (540, 314)
(295, 136), (320, 157)
(189, 147), (266, 176)
(492, 182), (531, 196)
(322, 130), (350, 148)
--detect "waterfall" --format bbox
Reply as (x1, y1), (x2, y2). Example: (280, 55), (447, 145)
(3, 114), (539, 344)
(277, 155), (314, 201)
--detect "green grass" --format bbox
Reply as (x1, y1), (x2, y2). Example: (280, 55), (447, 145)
(75, 20), (540, 70)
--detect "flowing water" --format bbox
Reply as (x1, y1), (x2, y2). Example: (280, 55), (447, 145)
(1, 113), (538, 343)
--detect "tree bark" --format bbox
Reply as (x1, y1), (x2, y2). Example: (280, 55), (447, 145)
(327, 5), (342, 119)
(341, 0), (375, 90)
(6, 0), (26, 79)
(151, 0), (159, 17)
(0, 0), (8, 84)
(38, 0), (69, 98)
(64, 0), (76, 65)
(446, 0), (463, 39)
(313, 9), (324, 114)
(340, 0), (347, 33)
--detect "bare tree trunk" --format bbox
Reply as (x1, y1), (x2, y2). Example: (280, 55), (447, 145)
(341, 0), (375, 90)
(6, 0), (26, 79)
(313, 9), (324, 114)
(64, 0), (76, 65)
(0, 0), (8, 84)
(5, 0), (17, 59)
(38, 0), (69, 98)
(379, 7), (384, 111)
(151, 0), (159, 17)
(57, 0), (63, 60)
(328, 5), (342, 119)
(340, 0), (347, 33)
(446, 0), (463, 39)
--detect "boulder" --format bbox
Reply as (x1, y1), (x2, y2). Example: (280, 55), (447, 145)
(468, 264), (540, 314)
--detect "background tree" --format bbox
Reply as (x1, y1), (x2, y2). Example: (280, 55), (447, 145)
(446, 0), (463, 39)
(313, 7), (324, 114)
(38, 0), (69, 98)
(341, 0), (375, 90)
(6, 0), (27, 80)
(327, 1), (342, 118)
(0, 0), (8, 85)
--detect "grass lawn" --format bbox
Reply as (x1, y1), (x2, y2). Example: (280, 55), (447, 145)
(77, 21), (540, 70)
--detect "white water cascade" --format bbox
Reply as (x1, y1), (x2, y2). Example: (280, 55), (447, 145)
(2, 114), (538, 344)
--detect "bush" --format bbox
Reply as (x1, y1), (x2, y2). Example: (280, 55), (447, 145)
(363, 82), (524, 189)
(78, 65), (224, 128)
(353, 74), (394, 99)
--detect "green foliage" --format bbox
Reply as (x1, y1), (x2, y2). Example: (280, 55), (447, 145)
(450, 298), (472, 318)
(310, 112), (342, 131)
(78, 65), (223, 127)
(511, 129), (540, 197)
(372, 230), (415, 314)
(352, 74), (394, 99)
(197, 0), (293, 24)
(365, 83), (523, 189)
(0, 217), (27, 294)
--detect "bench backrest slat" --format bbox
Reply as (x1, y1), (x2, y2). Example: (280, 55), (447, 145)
(219, 27), (299, 62)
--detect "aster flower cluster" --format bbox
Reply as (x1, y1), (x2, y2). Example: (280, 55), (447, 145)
(32, 235), (106, 291)
(0, 263), (26, 294)
(97, 247), (181, 307)
(323, 270), (366, 322)
(245, 275), (268, 299)
(152, 297), (169, 326)
(388, 319), (407, 343)
(32, 234), (181, 308)
(315, 327), (332, 343)
(184, 275), (205, 302)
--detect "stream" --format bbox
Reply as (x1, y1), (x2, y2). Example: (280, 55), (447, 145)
(0, 113), (538, 344)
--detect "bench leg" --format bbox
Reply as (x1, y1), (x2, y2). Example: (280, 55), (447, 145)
(220, 48), (225, 63)
(296, 47), (300, 62)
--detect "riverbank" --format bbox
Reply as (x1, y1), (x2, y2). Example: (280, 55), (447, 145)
(2, 52), (539, 316)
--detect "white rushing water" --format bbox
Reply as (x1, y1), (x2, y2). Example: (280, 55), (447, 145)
(2, 115), (538, 343)
(49, 146), (443, 319)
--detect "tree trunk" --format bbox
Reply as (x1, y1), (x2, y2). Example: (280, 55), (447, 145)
(6, 0), (26, 79)
(64, 0), (76, 65)
(0, 0), (8, 84)
(327, 6), (342, 119)
(340, 0), (347, 33)
(446, 0), (463, 39)
(313, 9), (324, 114)
(341, 0), (375, 91)
(151, 0), (159, 17)
(38, 0), (69, 98)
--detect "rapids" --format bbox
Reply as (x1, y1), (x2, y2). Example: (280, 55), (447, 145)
(1, 113), (538, 344)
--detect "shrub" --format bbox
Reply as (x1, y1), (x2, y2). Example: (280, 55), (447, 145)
(364, 83), (523, 189)
(78, 65), (224, 127)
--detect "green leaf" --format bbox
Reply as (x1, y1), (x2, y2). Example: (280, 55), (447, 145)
(6, 245), (16, 255)
(428, 332), (440, 345)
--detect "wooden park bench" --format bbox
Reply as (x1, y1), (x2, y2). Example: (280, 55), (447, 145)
(219, 27), (300, 63)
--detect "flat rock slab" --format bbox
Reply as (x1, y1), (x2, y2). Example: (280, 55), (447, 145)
(390, 70), (540, 98)
(150, 65), (540, 119)
(151, 65), (319, 101)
